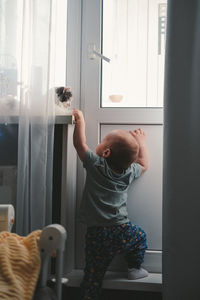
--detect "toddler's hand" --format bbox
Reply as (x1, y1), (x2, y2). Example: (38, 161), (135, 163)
(73, 108), (85, 124)
(129, 128), (146, 147)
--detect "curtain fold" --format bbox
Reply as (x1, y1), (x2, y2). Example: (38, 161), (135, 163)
(163, 1), (200, 299)
(16, 0), (56, 235)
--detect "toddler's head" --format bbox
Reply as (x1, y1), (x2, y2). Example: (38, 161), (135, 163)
(96, 130), (139, 172)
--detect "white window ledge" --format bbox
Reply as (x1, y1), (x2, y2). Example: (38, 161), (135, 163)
(65, 269), (162, 292)
(0, 115), (74, 124)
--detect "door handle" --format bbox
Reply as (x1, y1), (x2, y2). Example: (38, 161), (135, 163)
(88, 44), (111, 63)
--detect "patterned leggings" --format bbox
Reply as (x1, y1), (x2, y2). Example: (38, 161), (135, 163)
(80, 222), (147, 300)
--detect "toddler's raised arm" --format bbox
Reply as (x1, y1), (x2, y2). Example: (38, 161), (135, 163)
(129, 129), (148, 173)
(73, 108), (88, 161)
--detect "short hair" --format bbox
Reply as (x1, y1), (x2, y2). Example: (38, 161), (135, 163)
(106, 138), (139, 171)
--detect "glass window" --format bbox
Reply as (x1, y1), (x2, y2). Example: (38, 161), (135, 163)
(101, 0), (167, 108)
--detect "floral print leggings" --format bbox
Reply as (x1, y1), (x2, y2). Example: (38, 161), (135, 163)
(80, 222), (147, 300)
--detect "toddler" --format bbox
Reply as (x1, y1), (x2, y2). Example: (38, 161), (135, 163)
(73, 108), (148, 300)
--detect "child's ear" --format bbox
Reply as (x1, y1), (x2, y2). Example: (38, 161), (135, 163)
(103, 148), (111, 158)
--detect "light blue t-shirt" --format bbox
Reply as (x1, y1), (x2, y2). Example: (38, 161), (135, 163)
(78, 150), (142, 226)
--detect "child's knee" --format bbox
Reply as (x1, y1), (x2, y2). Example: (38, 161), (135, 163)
(139, 227), (147, 240)
(133, 225), (148, 248)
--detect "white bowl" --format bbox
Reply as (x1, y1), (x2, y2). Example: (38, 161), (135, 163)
(109, 94), (123, 103)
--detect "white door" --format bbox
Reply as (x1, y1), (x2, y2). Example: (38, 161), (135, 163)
(76, 0), (167, 273)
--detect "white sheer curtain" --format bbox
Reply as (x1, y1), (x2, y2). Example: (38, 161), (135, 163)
(0, 0), (62, 235)
(17, 0), (57, 235)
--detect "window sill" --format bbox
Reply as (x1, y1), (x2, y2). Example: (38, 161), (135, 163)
(0, 114), (74, 124)
(65, 269), (162, 292)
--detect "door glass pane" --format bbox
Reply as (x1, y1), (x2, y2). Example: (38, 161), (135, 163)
(101, 0), (167, 107)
